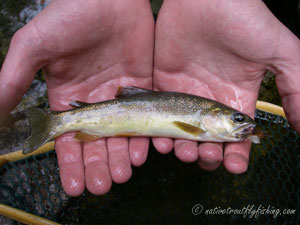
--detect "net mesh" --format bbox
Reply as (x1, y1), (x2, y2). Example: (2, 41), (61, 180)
(0, 110), (299, 225)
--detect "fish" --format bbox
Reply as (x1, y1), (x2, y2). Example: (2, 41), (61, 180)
(23, 86), (260, 154)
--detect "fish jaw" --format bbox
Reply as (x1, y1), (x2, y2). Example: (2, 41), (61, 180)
(232, 123), (256, 138)
(231, 123), (262, 144)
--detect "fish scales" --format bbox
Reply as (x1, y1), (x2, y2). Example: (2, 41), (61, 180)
(23, 87), (259, 154)
(55, 93), (202, 137)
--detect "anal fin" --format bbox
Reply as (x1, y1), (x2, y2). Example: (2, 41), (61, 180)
(75, 132), (101, 141)
(115, 132), (139, 137)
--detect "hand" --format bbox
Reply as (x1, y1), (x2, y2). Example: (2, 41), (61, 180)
(153, 0), (300, 173)
(0, 0), (154, 196)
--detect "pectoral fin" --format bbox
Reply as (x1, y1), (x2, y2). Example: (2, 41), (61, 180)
(75, 132), (101, 141)
(173, 121), (205, 136)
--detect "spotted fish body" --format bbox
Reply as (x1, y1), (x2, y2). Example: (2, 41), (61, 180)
(23, 87), (258, 154)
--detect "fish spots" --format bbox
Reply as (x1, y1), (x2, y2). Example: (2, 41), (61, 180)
(211, 108), (221, 112)
(200, 101), (214, 109)
(224, 110), (231, 115)
(209, 107), (221, 117)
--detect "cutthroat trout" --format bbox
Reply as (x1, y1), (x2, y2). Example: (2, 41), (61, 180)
(23, 86), (259, 154)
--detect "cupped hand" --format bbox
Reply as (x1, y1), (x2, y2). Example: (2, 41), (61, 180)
(0, 0), (154, 196)
(153, 0), (300, 173)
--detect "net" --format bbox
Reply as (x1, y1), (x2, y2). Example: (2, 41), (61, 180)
(0, 110), (299, 225)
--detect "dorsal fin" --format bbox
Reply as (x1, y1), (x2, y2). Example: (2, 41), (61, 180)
(69, 100), (91, 108)
(115, 86), (153, 98)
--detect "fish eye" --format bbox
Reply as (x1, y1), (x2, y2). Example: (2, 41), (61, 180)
(231, 112), (246, 123)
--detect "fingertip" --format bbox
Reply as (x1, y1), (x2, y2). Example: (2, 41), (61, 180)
(223, 142), (251, 174)
(55, 133), (85, 196)
(129, 137), (149, 167)
(85, 162), (112, 195)
(223, 153), (249, 174)
(59, 163), (85, 197)
(174, 140), (198, 162)
(152, 137), (174, 154)
(197, 159), (222, 171)
(83, 139), (111, 195)
(110, 163), (132, 184)
(197, 143), (223, 171)
(107, 137), (132, 184)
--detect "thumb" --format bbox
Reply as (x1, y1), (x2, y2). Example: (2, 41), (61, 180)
(273, 28), (300, 133)
(0, 28), (46, 125)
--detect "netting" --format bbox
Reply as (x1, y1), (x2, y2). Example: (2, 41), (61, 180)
(0, 110), (299, 225)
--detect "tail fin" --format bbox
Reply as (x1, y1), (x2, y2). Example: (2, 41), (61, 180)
(23, 108), (55, 154)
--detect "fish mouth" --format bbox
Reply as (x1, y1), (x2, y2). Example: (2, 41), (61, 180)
(232, 123), (256, 138)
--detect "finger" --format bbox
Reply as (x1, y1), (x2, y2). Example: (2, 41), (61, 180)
(276, 78), (300, 133)
(83, 138), (112, 195)
(174, 139), (198, 162)
(274, 31), (300, 133)
(223, 141), (251, 174)
(129, 137), (149, 167)
(0, 29), (41, 118)
(152, 137), (174, 154)
(107, 137), (132, 183)
(197, 143), (223, 171)
(55, 133), (85, 196)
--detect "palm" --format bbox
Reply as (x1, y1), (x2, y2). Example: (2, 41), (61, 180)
(154, 0), (300, 172)
(0, 0), (154, 196)
(45, 1), (153, 196)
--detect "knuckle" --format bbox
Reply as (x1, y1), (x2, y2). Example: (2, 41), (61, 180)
(10, 26), (39, 52)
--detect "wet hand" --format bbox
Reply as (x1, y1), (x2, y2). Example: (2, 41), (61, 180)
(153, 0), (300, 173)
(0, 0), (154, 196)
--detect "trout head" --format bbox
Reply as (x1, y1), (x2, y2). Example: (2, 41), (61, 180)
(201, 106), (258, 142)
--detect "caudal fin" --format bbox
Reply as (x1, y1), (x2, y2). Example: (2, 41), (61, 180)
(23, 108), (55, 154)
